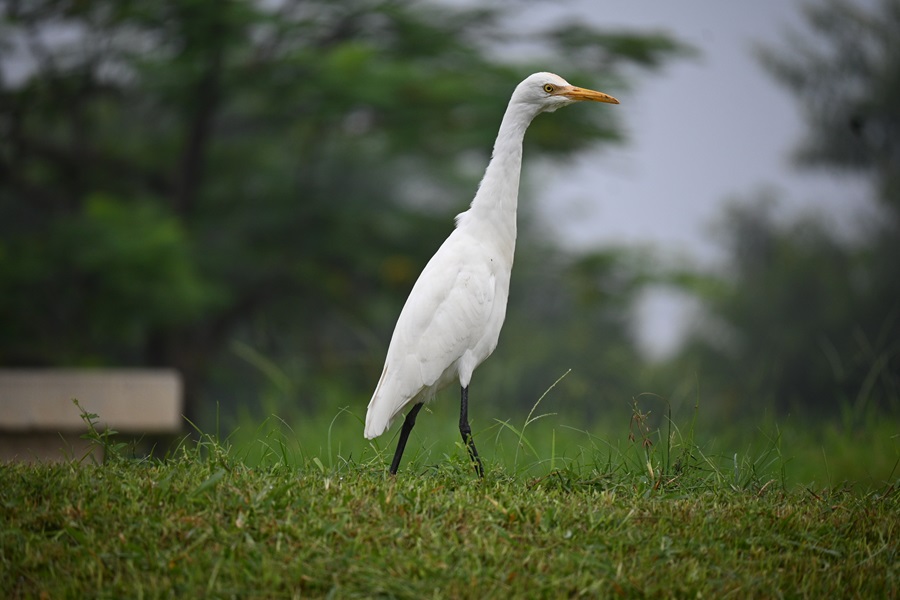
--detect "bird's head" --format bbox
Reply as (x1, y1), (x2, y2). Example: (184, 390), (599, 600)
(513, 72), (619, 114)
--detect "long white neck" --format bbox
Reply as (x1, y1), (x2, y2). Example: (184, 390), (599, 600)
(455, 101), (539, 250)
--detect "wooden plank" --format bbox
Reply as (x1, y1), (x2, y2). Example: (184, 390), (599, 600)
(0, 369), (183, 433)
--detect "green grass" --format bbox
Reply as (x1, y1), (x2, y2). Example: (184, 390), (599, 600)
(0, 401), (898, 598)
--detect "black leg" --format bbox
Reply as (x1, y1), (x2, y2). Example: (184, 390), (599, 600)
(459, 386), (484, 478)
(389, 402), (424, 475)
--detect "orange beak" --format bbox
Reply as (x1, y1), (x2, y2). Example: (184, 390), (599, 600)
(561, 86), (619, 104)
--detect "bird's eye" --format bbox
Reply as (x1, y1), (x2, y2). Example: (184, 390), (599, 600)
(543, 83), (555, 94)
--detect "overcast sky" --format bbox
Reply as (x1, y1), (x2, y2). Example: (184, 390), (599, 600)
(496, 0), (877, 357)
(521, 0), (875, 252)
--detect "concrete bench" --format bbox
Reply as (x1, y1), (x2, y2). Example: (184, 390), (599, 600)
(0, 369), (183, 462)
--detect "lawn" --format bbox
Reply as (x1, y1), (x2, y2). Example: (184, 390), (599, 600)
(1, 402), (897, 598)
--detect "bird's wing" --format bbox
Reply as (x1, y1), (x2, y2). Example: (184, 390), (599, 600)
(402, 261), (497, 385)
(365, 234), (501, 438)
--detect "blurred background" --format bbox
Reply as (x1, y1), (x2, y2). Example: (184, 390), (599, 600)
(1, 0), (897, 471)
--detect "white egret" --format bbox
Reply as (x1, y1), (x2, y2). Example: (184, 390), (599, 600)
(365, 72), (619, 476)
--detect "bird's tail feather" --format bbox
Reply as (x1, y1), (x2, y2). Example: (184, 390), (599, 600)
(364, 365), (396, 439)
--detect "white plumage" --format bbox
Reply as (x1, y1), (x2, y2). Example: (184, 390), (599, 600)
(365, 72), (618, 475)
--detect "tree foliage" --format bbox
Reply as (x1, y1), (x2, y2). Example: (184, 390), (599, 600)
(672, 197), (896, 418)
(758, 0), (900, 218)
(670, 0), (900, 419)
(0, 0), (686, 424)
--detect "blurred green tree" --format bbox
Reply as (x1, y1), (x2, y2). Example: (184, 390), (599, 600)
(669, 196), (895, 419)
(758, 0), (900, 219)
(0, 0), (686, 425)
(667, 0), (900, 419)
